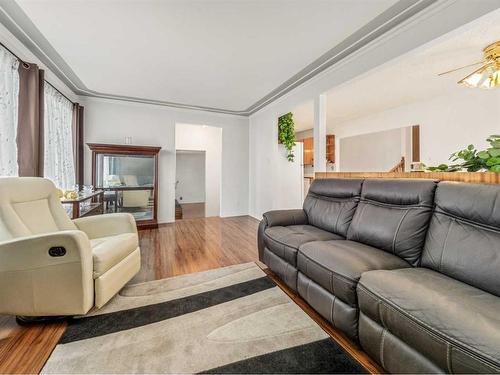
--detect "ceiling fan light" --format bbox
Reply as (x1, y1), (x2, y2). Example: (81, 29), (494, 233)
(459, 64), (500, 89)
(487, 70), (500, 88)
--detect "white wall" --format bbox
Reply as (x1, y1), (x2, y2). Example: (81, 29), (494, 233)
(295, 129), (313, 141)
(339, 128), (405, 172)
(176, 152), (205, 204)
(83, 97), (249, 223)
(249, 107), (305, 219)
(333, 89), (500, 168)
(176, 124), (222, 217)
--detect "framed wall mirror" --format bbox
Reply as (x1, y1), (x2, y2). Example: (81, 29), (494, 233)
(88, 143), (161, 229)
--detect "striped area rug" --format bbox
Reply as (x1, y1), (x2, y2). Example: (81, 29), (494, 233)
(42, 263), (366, 374)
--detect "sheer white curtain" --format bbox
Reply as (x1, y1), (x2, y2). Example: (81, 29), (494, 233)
(0, 46), (20, 176)
(44, 84), (75, 190)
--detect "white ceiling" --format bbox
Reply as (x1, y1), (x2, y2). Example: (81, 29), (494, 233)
(292, 8), (500, 132)
(15, 0), (399, 112)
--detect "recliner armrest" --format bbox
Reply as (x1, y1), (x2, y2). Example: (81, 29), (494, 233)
(262, 209), (308, 227)
(73, 213), (137, 239)
(0, 230), (94, 316)
(258, 209), (308, 262)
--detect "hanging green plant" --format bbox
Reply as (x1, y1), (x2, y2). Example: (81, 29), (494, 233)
(278, 112), (296, 162)
(426, 135), (500, 172)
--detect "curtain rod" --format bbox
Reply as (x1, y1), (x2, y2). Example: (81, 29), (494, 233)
(1, 42), (76, 105)
(0, 41), (29, 67)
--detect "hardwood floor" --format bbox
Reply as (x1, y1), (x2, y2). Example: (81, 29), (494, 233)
(0, 318), (65, 374)
(133, 215), (259, 283)
(0, 215), (381, 374)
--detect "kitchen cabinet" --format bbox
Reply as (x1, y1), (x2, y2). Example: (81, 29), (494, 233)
(326, 134), (335, 163)
(303, 137), (314, 165)
(301, 135), (335, 165)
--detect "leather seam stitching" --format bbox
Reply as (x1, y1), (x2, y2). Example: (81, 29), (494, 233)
(439, 219), (454, 273)
(333, 201), (344, 234)
(265, 234), (302, 254)
(308, 192), (359, 202)
(298, 252), (359, 285)
(392, 209), (410, 254)
(434, 209), (500, 234)
(284, 262), (291, 285)
(266, 232), (300, 246)
(349, 203), (367, 238)
(446, 343), (452, 373)
(306, 275), (311, 305)
(358, 284), (500, 367)
(265, 232), (338, 252)
(312, 199), (320, 227)
(361, 198), (432, 209)
(331, 294), (336, 324)
(330, 270), (335, 297)
(380, 328), (387, 369)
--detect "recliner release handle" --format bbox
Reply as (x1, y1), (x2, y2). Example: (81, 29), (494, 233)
(49, 247), (66, 257)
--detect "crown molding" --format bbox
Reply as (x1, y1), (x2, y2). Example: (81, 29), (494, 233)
(0, 0), (440, 116)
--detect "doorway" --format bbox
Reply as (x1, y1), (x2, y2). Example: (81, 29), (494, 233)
(175, 150), (206, 220)
(174, 122), (223, 220)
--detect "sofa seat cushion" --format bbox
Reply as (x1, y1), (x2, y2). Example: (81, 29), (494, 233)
(264, 225), (342, 266)
(91, 233), (139, 278)
(358, 268), (500, 373)
(298, 240), (410, 306)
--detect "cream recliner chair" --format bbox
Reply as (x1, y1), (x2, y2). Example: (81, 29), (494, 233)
(0, 177), (141, 317)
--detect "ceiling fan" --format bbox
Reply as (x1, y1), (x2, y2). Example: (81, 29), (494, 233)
(438, 41), (500, 89)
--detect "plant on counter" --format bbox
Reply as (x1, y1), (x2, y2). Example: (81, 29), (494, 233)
(278, 112), (296, 162)
(427, 135), (500, 172)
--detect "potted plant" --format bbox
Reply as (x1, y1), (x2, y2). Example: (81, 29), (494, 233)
(278, 112), (296, 162)
(427, 135), (500, 172)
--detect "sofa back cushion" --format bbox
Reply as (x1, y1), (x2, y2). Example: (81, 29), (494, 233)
(422, 182), (500, 296)
(303, 178), (363, 237)
(347, 179), (437, 266)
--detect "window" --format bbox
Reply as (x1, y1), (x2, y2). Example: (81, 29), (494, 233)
(44, 83), (75, 189)
(0, 46), (20, 176)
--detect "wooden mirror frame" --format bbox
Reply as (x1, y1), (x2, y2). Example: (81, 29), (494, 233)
(87, 143), (161, 229)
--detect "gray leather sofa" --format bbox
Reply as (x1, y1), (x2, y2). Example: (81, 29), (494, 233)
(258, 178), (500, 373)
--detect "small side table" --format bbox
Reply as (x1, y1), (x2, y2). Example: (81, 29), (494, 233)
(61, 190), (104, 219)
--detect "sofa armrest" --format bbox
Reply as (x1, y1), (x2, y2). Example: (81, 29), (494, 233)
(73, 213), (137, 239)
(258, 209), (308, 261)
(0, 230), (94, 316)
(262, 209), (308, 227)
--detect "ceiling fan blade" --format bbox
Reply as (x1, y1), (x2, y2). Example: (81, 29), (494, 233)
(438, 62), (484, 76)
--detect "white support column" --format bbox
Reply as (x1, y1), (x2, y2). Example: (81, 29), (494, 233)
(313, 94), (327, 173)
(334, 136), (341, 171)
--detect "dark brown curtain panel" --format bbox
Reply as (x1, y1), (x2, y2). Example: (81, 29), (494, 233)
(72, 103), (85, 185)
(17, 63), (44, 177)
